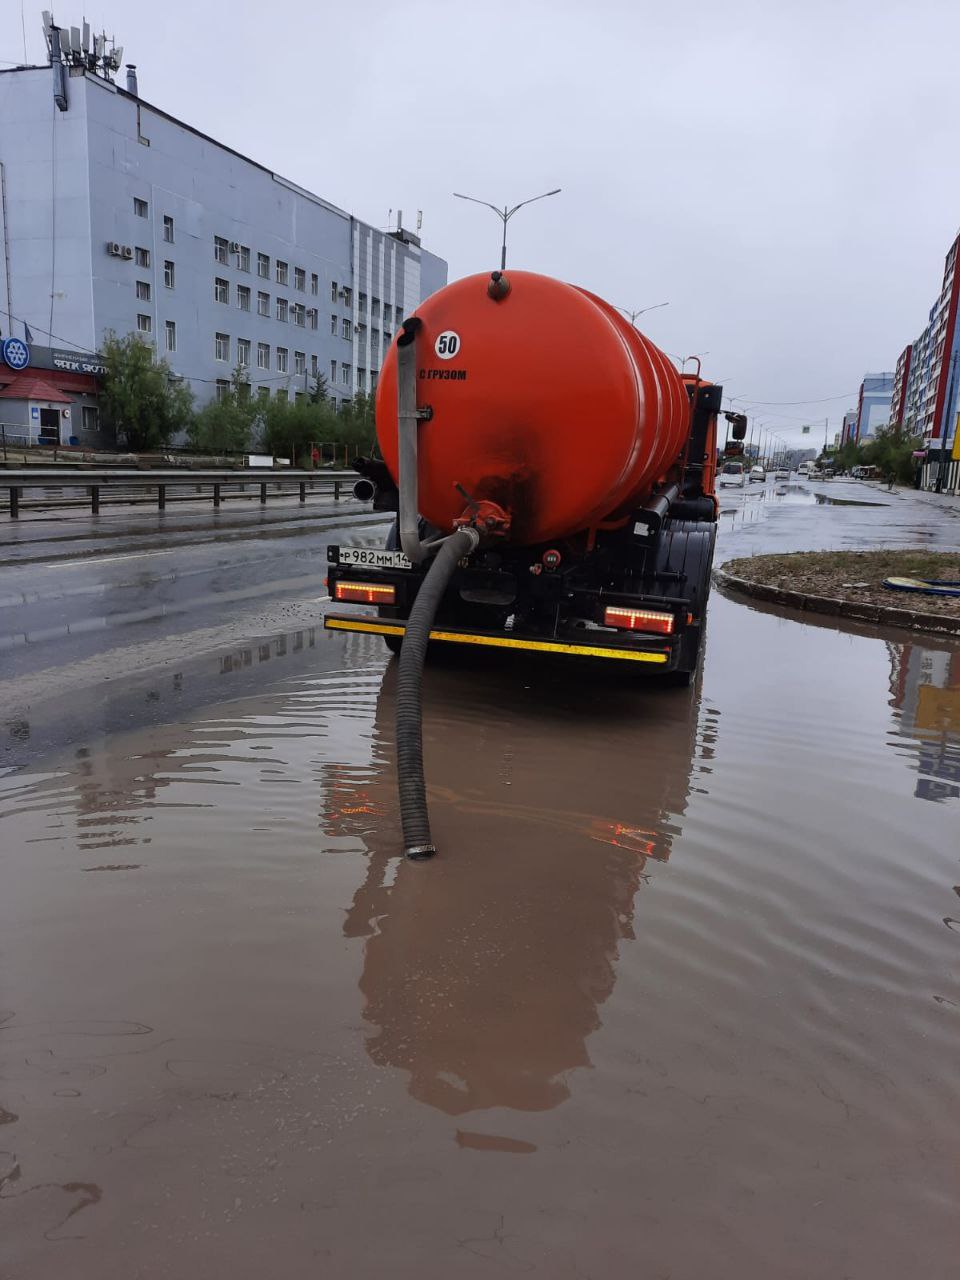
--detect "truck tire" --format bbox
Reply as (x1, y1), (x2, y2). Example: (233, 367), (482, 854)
(654, 520), (717, 679)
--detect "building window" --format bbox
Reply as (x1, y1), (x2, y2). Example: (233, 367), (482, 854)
(237, 380), (251, 403)
(276, 388), (288, 403)
(308, 308), (318, 330)
(257, 342), (270, 370)
(276, 297), (288, 322)
(295, 390), (305, 405)
(294, 267), (306, 291)
(395, 306), (403, 322)
(294, 350), (305, 375)
(237, 284), (251, 311)
(311, 273), (319, 295)
(163, 214), (174, 242)
(341, 317), (351, 340)
(359, 292), (367, 312)
(371, 328), (380, 349)
(370, 370), (378, 392)
(330, 359), (337, 382)
(383, 303), (392, 324)
(137, 313), (152, 334)
(310, 353), (318, 378)
(165, 320), (176, 352)
(214, 277), (229, 304)
(134, 197), (148, 218)
(214, 235), (229, 264)
(237, 337), (251, 367)
(293, 303), (305, 327)
(258, 385), (270, 400)
(257, 252), (270, 278)
(135, 246), (150, 268)
(276, 260), (288, 286)
(331, 280), (338, 303)
(257, 291), (269, 317)
(215, 332), (230, 362)
(136, 280), (151, 301)
(163, 259), (175, 288)
(215, 378), (230, 402)
(341, 287), (352, 307)
(276, 346), (288, 373)
(238, 245), (250, 272)
(372, 297), (380, 318)
(383, 330), (392, 344)
(357, 368), (367, 392)
(330, 314), (338, 335)
(341, 362), (350, 385)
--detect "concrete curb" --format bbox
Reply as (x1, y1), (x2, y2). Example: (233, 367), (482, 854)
(714, 564), (960, 637)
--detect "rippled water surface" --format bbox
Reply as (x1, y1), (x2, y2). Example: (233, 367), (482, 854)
(2, 490), (959, 1278)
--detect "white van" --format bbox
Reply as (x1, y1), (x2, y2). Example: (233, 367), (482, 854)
(719, 461), (746, 488)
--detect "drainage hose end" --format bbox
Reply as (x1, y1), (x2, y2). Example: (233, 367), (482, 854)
(404, 843), (437, 861)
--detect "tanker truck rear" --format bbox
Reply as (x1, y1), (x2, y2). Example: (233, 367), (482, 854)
(324, 270), (722, 683)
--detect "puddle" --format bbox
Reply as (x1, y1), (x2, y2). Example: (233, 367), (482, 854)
(0, 597), (957, 1276)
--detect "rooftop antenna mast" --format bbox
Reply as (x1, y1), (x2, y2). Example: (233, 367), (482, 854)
(42, 10), (123, 81)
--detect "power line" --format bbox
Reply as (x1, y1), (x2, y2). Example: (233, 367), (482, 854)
(729, 390), (858, 406)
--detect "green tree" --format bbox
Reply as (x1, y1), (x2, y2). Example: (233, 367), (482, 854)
(337, 393), (378, 454)
(99, 331), (194, 451)
(187, 365), (257, 455)
(260, 395), (338, 465)
(862, 423), (922, 485)
(309, 374), (330, 405)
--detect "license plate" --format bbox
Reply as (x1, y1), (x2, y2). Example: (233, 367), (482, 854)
(337, 546), (412, 570)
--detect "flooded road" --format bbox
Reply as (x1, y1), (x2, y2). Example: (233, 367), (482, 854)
(1, 481), (959, 1277)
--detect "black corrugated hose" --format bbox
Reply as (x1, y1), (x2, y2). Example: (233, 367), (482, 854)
(396, 526), (479, 859)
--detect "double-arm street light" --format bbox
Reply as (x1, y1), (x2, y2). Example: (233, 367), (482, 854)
(453, 188), (562, 270)
(616, 302), (670, 326)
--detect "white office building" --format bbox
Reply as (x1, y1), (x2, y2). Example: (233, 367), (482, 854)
(0, 32), (446, 444)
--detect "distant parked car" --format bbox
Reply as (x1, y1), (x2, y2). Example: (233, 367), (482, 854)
(719, 461), (746, 488)
(775, 469), (789, 481)
(749, 466), (766, 482)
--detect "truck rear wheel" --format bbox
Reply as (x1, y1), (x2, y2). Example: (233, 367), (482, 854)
(654, 519), (717, 679)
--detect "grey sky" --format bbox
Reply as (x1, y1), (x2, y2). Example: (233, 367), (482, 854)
(10, 0), (960, 441)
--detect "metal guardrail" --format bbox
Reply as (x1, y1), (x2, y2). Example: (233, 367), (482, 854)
(1, 468), (356, 518)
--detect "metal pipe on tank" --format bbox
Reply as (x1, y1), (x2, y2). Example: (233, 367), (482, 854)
(396, 317), (443, 563)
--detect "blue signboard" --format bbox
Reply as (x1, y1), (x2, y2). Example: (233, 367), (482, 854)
(1, 337), (30, 370)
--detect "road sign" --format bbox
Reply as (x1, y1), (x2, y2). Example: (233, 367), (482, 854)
(1, 337), (30, 370)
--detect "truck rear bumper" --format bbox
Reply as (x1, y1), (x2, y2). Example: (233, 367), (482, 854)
(323, 612), (672, 665)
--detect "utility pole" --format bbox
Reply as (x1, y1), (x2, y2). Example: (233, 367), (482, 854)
(935, 350), (957, 494)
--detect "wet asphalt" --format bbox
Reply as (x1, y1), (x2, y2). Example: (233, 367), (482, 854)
(1, 478), (959, 1279)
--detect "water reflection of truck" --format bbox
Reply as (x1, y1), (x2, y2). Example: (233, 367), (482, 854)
(323, 658), (718, 1115)
(325, 270), (724, 684)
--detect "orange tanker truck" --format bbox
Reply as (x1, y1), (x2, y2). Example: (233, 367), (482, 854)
(324, 268), (724, 858)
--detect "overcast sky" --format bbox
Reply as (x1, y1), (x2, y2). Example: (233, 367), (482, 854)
(10, 0), (960, 442)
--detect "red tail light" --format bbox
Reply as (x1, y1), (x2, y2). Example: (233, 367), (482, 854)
(334, 581), (396, 604)
(604, 606), (675, 634)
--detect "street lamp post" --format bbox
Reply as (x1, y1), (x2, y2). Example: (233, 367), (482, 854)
(452, 188), (562, 270)
(616, 302), (670, 326)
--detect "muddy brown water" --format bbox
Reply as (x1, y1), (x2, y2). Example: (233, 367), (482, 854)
(2, 592), (960, 1275)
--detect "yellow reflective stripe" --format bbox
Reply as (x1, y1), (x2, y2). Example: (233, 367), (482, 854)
(323, 616), (668, 663)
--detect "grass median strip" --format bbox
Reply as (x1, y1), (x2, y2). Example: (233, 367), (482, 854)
(719, 550), (960, 626)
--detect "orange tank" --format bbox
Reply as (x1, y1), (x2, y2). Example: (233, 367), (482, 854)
(375, 270), (690, 545)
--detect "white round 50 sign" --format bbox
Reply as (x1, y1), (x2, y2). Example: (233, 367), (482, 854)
(434, 331), (461, 359)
